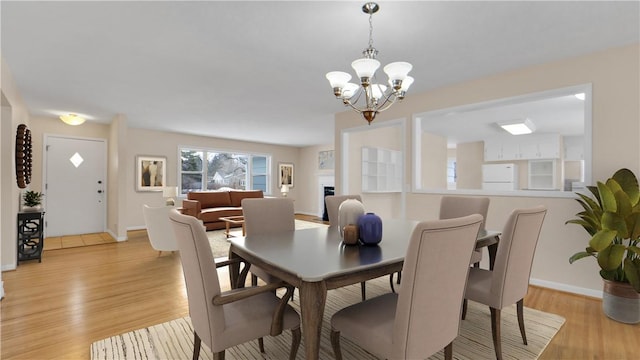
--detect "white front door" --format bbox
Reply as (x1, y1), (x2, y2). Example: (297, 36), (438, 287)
(44, 136), (106, 236)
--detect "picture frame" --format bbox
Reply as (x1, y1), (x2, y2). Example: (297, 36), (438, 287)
(318, 150), (334, 170)
(136, 155), (166, 192)
(278, 162), (294, 188)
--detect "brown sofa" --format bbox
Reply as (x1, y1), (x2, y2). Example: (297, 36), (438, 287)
(181, 189), (263, 230)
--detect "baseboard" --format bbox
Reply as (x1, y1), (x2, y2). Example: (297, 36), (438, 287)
(296, 210), (322, 218)
(1, 264), (16, 272)
(530, 277), (603, 299)
(107, 229), (128, 242)
(127, 225), (146, 231)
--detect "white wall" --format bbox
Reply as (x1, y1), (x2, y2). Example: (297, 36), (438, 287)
(1, 56), (32, 273)
(334, 44), (640, 297)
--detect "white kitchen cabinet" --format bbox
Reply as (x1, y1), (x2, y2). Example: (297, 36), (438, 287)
(485, 134), (561, 161)
(362, 147), (402, 192)
(528, 159), (557, 190)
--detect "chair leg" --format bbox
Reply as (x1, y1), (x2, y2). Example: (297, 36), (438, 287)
(289, 327), (302, 360)
(473, 261), (480, 268)
(157, 250), (162, 257)
(258, 337), (265, 353)
(517, 298), (528, 345)
(490, 307), (503, 360)
(251, 274), (258, 287)
(213, 350), (225, 360)
(389, 273), (396, 293)
(462, 299), (468, 320)
(360, 281), (366, 301)
(330, 329), (343, 360)
(444, 342), (453, 360)
(193, 332), (201, 360)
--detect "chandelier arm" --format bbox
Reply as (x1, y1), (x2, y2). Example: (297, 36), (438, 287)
(371, 89), (396, 111)
(343, 100), (365, 114)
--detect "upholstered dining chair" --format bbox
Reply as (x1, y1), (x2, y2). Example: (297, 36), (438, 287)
(242, 198), (295, 286)
(324, 194), (369, 301)
(440, 196), (490, 267)
(142, 204), (178, 256)
(462, 205), (547, 360)
(389, 195), (491, 293)
(168, 209), (301, 360)
(330, 214), (483, 360)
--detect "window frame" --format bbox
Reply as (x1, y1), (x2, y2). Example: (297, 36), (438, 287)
(178, 146), (271, 195)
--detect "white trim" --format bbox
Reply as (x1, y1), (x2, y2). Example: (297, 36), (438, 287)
(530, 277), (602, 299)
(1, 264), (17, 271)
(108, 229), (127, 242)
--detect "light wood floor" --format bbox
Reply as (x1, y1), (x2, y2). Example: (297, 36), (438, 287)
(1, 216), (636, 359)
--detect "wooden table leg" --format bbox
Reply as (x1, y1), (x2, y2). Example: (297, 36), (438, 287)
(299, 281), (327, 360)
(225, 222), (231, 238)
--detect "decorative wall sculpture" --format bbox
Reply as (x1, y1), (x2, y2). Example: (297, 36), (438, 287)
(15, 124), (32, 189)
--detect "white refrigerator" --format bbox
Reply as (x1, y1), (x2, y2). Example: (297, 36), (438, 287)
(482, 163), (518, 190)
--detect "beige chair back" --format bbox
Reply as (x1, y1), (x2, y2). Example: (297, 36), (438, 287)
(392, 214), (483, 358)
(325, 195), (362, 227)
(242, 198), (295, 235)
(439, 196), (490, 229)
(492, 206), (547, 307)
(142, 204), (178, 251)
(168, 209), (224, 350)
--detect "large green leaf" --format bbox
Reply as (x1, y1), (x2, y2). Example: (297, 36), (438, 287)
(612, 188), (633, 218)
(623, 258), (640, 293)
(565, 219), (596, 235)
(598, 181), (617, 213)
(577, 193), (602, 214)
(589, 229), (617, 251)
(587, 185), (601, 206)
(598, 244), (626, 271)
(569, 251), (595, 264)
(628, 212), (640, 240)
(600, 269), (617, 281)
(602, 211), (629, 238)
(612, 168), (640, 207)
(628, 244), (640, 257)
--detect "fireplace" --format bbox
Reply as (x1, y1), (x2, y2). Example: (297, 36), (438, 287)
(322, 186), (335, 221)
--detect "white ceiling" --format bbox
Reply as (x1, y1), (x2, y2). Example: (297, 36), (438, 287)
(2, 1), (638, 147)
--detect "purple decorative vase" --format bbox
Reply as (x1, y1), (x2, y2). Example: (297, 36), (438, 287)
(358, 212), (383, 245)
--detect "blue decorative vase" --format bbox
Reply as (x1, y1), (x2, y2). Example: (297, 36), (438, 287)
(358, 212), (383, 245)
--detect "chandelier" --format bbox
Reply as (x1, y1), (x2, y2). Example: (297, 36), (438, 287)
(326, 2), (414, 125)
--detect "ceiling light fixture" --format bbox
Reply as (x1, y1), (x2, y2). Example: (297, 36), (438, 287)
(499, 118), (536, 135)
(326, 2), (414, 125)
(59, 114), (86, 126)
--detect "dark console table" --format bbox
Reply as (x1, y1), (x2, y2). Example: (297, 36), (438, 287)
(17, 211), (45, 263)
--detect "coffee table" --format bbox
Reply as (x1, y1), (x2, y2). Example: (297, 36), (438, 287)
(219, 215), (245, 238)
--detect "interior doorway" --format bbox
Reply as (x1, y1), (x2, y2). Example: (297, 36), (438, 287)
(44, 135), (107, 236)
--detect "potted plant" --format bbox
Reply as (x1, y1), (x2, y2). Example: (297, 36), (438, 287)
(566, 168), (640, 323)
(22, 190), (43, 212)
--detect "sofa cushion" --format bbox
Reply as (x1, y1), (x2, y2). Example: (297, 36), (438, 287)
(187, 191), (231, 209)
(199, 207), (243, 223)
(229, 190), (264, 207)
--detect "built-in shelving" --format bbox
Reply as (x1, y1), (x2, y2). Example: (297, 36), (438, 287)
(361, 147), (402, 193)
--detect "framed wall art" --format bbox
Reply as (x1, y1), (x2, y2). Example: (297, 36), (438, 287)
(278, 162), (294, 188)
(136, 155), (166, 192)
(318, 150), (334, 170)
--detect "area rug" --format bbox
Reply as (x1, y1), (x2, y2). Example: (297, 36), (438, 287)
(91, 278), (565, 360)
(206, 219), (327, 258)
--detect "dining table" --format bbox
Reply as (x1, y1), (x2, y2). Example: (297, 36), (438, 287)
(228, 218), (501, 360)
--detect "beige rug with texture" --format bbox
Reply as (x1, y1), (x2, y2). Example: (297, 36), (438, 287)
(91, 277), (564, 360)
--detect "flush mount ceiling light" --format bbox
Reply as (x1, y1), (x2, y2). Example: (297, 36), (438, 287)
(326, 2), (414, 125)
(59, 114), (86, 126)
(499, 118), (536, 135)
